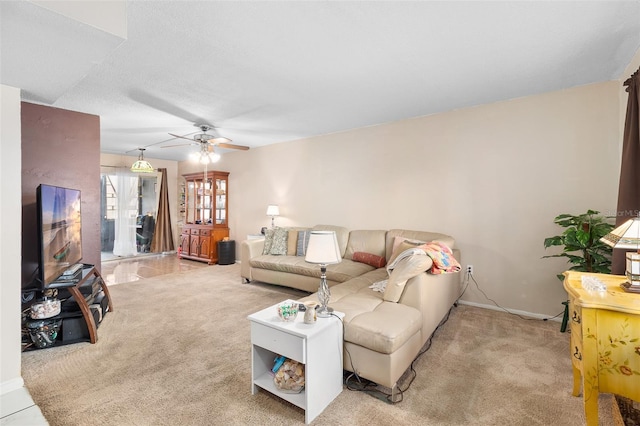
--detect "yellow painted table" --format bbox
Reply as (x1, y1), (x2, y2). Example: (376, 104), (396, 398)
(563, 271), (640, 425)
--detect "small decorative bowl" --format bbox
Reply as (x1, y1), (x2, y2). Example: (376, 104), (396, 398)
(277, 302), (299, 322)
(30, 298), (61, 319)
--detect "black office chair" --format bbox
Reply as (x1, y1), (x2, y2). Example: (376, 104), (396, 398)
(136, 215), (155, 252)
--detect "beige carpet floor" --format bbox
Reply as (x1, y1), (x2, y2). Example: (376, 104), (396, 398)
(22, 264), (621, 425)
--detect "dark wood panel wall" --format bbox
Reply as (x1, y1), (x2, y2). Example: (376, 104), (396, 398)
(21, 102), (101, 288)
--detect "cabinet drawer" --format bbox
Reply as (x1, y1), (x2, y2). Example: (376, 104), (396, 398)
(200, 229), (211, 236)
(251, 322), (305, 363)
(190, 228), (200, 235)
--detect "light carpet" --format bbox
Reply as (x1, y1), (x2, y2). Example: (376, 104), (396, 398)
(22, 264), (621, 425)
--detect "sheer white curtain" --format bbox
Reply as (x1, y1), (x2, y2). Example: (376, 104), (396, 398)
(112, 168), (139, 257)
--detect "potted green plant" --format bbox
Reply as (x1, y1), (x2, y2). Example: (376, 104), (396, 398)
(543, 209), (615, 281)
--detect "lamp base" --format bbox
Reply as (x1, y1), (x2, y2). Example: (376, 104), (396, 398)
(620, 282), (640, 293)
(316, 306), (334, 318)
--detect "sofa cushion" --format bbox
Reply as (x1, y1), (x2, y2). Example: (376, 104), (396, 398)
(388, 238), (424, 265)
(391, 235), (424, 253)
(301, 268), (421, 353)
(250, 256), (374, 283)
(383, 254), (433, 302)
(344, 230), (387, 260)
(352, 252), (386, 268)
(342, 300), (422, 354)
(269, 227), (289, 255)
(385, 229), (456, 261)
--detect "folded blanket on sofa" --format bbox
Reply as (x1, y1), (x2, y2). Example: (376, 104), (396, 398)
(370, 249), (426, 293)
(369, 242), (460, 292)
(418, 241), (461, 274)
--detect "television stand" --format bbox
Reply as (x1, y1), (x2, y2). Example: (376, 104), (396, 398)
(23, 264), (113, 349)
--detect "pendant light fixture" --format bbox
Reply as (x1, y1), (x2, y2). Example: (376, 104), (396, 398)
(131, 148), (154, 173)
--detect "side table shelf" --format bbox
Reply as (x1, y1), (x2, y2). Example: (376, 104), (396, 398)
(22, 264), (113, 350)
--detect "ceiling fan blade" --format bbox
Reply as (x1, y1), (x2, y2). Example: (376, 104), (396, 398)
(161, 143), (196, 148)
(216, 142), (250, 151)
(168, 132), (198, 141)
(206, 136), (232, 144)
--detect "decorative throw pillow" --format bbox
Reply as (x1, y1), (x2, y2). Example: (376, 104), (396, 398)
(383, 254), (433, 303)
(296, 230), (311, 256)
(262, 228), (275, 255)
(269, 227), (289, 255)
(388, 238), (424, 265)
(287, 230), (299, 255)
(352, 252), (386, 269)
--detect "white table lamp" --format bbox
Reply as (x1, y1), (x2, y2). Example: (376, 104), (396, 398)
(600, 215), (640, 293)
(305, 231), (342, 317)
(266, 205), (280, 228)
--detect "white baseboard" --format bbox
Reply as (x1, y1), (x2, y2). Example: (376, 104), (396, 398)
(0, 377), (24, 396)
(0, 385), (47, 425)
(457, 300), (563, 323)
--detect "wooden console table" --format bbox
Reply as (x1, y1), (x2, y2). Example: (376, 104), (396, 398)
(563, 271), (640, 425)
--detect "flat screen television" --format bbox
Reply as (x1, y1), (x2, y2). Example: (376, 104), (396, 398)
(36, 184), (83, 288)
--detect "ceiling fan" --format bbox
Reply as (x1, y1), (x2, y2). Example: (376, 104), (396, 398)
(161, 124), (249, 164)
(162, 124), (249, 151)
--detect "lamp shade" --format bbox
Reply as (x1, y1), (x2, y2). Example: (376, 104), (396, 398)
(266, 205), (280, 217)
(130, 160), (154, 173)
(305, 231), (342, 265)
(131, 148), (154, 173)
(600, 217), (640, 249)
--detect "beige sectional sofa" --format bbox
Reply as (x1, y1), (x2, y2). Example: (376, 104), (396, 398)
(240, 225), (462, 390)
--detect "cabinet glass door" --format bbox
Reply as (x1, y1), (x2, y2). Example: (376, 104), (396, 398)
(215, 178), (227, 225)
(186, 181), (196, 224)
(202, 179), (212, 224)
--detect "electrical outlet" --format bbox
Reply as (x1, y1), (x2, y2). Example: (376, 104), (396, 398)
(466, 265), (473, 275)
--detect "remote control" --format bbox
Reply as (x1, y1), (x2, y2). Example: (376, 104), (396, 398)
(62, 263), (83, 276)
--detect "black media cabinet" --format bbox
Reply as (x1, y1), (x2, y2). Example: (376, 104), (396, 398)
(22, 264), (113, 349)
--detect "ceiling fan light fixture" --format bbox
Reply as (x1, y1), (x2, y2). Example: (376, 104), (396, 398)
(191, 144), (221, 164)
(131, 148), (154, 173)
(199, 153), (211, 165)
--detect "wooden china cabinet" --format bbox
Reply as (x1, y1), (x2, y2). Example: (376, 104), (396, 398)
(179, 171), (229, 264)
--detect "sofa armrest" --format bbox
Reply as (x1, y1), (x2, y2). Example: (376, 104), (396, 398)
(240, 239), (265, 281)
(398, 248), (461, 341)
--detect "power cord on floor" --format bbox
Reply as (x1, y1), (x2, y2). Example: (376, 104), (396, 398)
(457, 271), (564, 322)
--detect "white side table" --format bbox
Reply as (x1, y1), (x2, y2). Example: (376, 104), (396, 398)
(248, 300), (343, 424)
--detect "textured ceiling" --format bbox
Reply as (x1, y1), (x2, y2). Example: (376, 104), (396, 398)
(2, 1), (640, 161)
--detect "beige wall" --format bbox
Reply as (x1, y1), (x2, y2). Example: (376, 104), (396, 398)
(100, 153), (180, 250)
(182, 81), (621, 317)
(1, 85), (24, 393)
